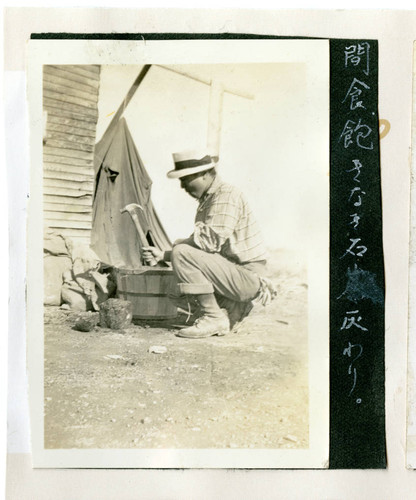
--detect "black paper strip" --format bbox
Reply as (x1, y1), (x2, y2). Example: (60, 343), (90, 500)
(329, 39), (386, 469)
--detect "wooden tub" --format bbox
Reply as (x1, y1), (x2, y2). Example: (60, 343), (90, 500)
(115, 267), (177, 319)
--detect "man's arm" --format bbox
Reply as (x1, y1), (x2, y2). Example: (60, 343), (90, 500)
(143, 187), (241, 261)
(142, 236), (195, 264)
(192, 188), (241, 253)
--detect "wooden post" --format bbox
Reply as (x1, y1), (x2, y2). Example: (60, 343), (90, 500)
(156, 65), (254, 100)
(207, 81), (224, 161)
(155, 66), (254, 162)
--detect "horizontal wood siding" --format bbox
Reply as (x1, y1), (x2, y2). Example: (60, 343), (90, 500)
(43, 167), (94, 182)
(44, 66), (100, 90)
(43, 65), (100, 246)
(43, 155), (93, 168)
(44, 203), (92, 213)
(45, 194), (92, 206)
(44, 97), (99, 120)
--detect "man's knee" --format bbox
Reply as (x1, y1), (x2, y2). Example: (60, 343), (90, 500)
(171, 243), (198, 269)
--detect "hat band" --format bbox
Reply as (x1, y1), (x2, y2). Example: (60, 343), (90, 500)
(174, 155), (212, 171)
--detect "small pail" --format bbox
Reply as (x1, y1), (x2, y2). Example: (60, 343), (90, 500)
(115, 267), (177, 319)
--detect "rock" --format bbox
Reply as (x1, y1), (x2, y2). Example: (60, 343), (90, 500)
(141, 417), (152, 424)
(73, 312), (100, 332)
(283, 434), (298, 443)
(99, 299), (132, 330)
(148, 346), (167, 354)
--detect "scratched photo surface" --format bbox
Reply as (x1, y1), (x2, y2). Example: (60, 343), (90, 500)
(28, 39), (329, 468)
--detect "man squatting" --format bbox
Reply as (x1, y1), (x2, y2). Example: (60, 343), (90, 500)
(143, 150), (276, 339)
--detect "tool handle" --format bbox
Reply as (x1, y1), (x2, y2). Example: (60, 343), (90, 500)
(121, 208), (157, 266)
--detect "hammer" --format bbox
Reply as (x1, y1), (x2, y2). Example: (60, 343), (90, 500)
(120, 203), (157, 266)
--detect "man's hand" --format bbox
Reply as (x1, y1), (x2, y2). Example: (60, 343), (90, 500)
(142, 246), (164, 266)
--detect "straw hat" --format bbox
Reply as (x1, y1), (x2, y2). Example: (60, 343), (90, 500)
(167, 149), (217, 179)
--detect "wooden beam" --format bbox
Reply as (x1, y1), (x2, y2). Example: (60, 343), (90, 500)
(207, 81), (224, 158)
(155, 65), (254, 100)
(104, 64), (151, 138)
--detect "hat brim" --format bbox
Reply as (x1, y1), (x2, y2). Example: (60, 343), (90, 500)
(167, 162), (217, 179)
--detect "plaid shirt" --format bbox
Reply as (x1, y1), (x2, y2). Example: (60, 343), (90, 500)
(192, 176), (267, 265)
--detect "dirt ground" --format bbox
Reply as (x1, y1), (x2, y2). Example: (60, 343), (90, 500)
(44, 249), (309, 449)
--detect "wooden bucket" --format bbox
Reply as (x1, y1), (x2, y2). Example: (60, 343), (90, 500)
(115, 267), (177, 319)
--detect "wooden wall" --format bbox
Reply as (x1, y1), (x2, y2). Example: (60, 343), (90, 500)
(43, 65), (100, 246)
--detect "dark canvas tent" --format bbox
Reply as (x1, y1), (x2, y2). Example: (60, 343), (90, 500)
(91, 117), (171, 268)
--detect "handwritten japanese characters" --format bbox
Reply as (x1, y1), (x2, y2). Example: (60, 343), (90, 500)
(344, 42), (370, 76)
(338, 42), (377, 405)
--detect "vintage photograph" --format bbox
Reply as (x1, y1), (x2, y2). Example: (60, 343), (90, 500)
(27, 39), (329, 468)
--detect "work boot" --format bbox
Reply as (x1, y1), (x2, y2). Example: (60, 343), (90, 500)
(175, 309), (230, 339)
(215, 295), (254, 330)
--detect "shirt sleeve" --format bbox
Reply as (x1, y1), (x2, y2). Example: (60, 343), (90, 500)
(193, 188), (241, 253)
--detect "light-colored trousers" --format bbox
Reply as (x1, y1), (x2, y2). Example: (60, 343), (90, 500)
(169, 243), (265, 324)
